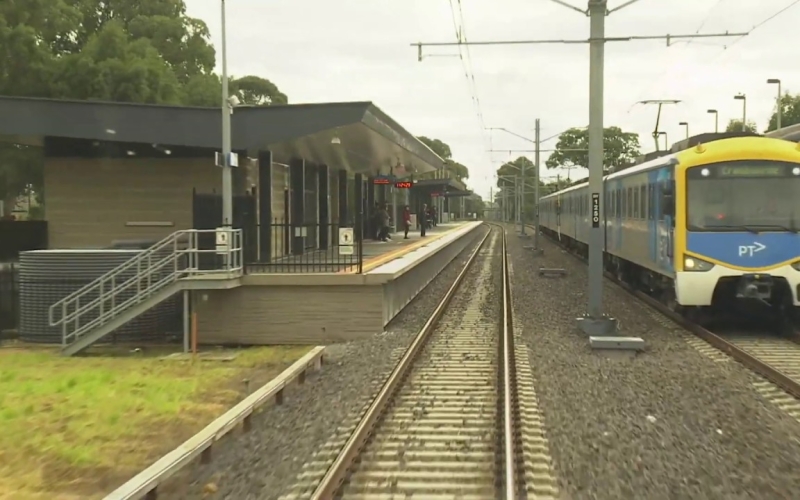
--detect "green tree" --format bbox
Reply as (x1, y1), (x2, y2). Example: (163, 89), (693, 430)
(231, 75), (288, 106)
(416, 136), (471, 181)
(417, 136), (452, 160)
(495, 156), (537, 220)
(545, 126), (640, 173)
(725, 119), (758, 133)
(446, 160), (469, 181)
(765, 92), (800, 132)
(0, 0), (289, 214)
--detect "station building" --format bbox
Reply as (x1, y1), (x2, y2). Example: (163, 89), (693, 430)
(0, 96), (483, 354)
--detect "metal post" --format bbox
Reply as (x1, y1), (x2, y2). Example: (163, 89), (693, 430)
(777, 81), (782, 129)
(579, 0), (617, 336)
(533, 118), (541, 250)
(183, 289), (190, 353)
(742, 97), (747, 131)
(220, 0), (233, 227)
(515, 176), (521, 226)
(520, 157), (526, 235)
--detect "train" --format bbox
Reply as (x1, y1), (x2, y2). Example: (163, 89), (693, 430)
(539, 133), (800, 332)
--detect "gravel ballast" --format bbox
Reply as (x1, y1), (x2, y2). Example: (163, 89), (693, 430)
(157, 227), (489, 500)
(508, 226), (800, 499)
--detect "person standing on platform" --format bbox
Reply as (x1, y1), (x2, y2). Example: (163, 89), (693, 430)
(420, 203), (428, 237)
(370, 201), (380, 240)
(377, 203), (390, 242)
(402, 205), (411, 239)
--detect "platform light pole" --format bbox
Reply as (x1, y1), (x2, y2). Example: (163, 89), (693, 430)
(412, 0), (745, 341)
(767, 78), (782, 129)
(678, 121), (689, 139)
(734, 93), (747, 131)
(707, 109), (718, 133)
(220, 0), (233, 227)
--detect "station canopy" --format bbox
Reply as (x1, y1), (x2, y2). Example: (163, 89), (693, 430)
(413, 177), (472, 197)
(0, 96), (445, 176)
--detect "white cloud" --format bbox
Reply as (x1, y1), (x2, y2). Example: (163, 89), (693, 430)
(186, 0), (800, 199)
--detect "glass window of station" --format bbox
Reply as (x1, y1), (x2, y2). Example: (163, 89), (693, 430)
(686, 160), (800, 232)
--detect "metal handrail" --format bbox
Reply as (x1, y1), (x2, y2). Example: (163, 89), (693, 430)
(48, 229), (243, 347)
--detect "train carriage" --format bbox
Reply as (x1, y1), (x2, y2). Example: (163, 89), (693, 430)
(539, 135), (800, 329)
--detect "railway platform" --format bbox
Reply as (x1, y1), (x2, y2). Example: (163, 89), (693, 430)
(196, 221), (484, 345)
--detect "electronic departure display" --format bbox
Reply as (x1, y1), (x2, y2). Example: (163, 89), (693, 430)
(373, 177), (391, 185)
(719, 165), (783, 177)
(395, 181), (413, 189)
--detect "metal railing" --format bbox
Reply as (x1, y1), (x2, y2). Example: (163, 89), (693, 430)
(0, 262), (17, 335)
(48, 229), (243, 349)
(243, 221), (363, 273)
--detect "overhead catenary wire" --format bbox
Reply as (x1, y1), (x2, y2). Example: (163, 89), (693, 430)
(632, 0), (800, 105)
(445, 0), (490, 168)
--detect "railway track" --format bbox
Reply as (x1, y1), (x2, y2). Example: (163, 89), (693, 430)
(536, 225), (800, 408)
(296, 224), (554, 500)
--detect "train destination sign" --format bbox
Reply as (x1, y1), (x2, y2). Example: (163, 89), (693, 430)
(718, 165), (783, 177)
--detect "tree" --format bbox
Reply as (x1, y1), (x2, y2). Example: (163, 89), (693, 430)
(0, 0), (289, 216)
(446, 160), (469, 180)
(545, 126), (640, 173)
(417, 136), (452, 160)
(725, 119), (758, 133)
(495, 156), (538, 220)
(230, 75), (288, 106)
(416, 136), (470, 181)
(765, 92), (800, 132)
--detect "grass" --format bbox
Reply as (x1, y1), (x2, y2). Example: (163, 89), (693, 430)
(0, 344), (311, 500)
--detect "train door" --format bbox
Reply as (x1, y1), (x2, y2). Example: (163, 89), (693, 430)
(654, 167), (675, 272)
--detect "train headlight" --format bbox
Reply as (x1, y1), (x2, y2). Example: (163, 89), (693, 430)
(792, 261), (800, 271)
(684, 256), (714, 272)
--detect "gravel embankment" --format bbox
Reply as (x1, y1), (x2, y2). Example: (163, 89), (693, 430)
(157, 226), (489, 500)
(508, 226), (800, 499)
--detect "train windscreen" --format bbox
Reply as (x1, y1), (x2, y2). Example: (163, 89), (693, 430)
(686, 160), (800, 232)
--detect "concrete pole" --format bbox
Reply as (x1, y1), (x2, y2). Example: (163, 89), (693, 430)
(520, 157), (526, 235)
(741, 96), (747, 131)
(534, 118), (541, 248)
(579, 0), (616, 335)
(220, 0), (233, 226)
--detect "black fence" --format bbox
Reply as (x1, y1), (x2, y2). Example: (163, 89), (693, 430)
(0, 263), (17, 338)
(244, 221), (363, 273)
(0, 220), (48, 261)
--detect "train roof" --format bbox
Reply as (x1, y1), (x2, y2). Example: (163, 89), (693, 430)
(540, 135), (800, 200)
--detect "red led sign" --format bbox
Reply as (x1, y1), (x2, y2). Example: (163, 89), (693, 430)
(373, 177), (391, 185)
(395, 181), (413, 189)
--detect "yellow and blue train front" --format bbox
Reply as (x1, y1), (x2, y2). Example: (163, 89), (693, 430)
(677, 232), (800, 306)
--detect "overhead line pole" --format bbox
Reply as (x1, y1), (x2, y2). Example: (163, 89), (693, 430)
(412, 0), (744, 345)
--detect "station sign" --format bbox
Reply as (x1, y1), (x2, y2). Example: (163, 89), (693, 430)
(373, 175), (396, 185)
(338, 227), (354, 255)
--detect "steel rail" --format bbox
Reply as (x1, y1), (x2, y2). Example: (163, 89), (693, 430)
(310, 225), (494, 500)
(500, 226), (516, 499)
(535, 225), (800, 401)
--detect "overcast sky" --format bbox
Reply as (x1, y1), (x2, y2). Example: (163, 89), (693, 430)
(186, 0), (799, 200)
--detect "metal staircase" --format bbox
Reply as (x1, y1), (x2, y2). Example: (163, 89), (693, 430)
(48, 229), (244, 356)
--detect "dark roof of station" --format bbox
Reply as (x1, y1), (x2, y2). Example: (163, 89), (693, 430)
(0, 96), (445, 176)
(414, 177), (472, 196)
(765, 123), (800, 142)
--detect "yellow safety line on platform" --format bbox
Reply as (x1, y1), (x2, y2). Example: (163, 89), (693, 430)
(340, 224), (465, 274)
